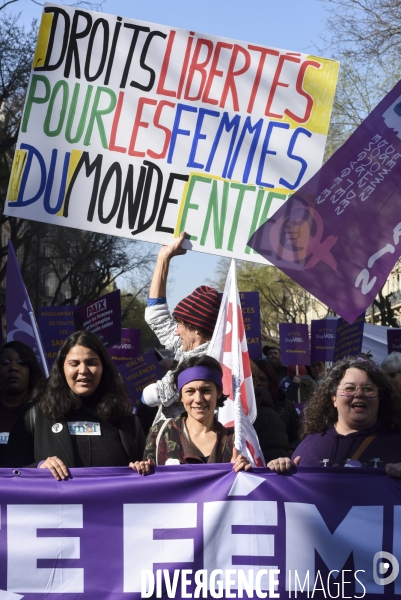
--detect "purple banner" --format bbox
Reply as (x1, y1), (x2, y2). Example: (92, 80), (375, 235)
(118, 352), (164, 406)
(279, 323), (310, 366)
(0, 465), (399, 599)
(39, 306), (78, 368)
(107, 328), (141, 366)
(333, 313), (365, 362)
(6, 241), (48, 375)
(248, 80), (401, 324)
(310, 319), (338, 362)
(240, 292), (262, 360)
(387, 329), (401, 354)
(74, 290), (121, 348)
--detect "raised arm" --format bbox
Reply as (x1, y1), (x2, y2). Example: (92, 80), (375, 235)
(149, 231), (188, 299)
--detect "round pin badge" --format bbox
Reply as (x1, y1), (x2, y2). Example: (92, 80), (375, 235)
(52, 423), (63, 433)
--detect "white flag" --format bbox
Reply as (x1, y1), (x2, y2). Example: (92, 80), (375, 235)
(208, 260), (265, 467)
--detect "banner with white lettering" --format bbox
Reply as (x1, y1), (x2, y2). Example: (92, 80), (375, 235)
(0, 465), (399, 599)
(39, 305), (79, 367)
(73, 289), (121, 347)
(4, 3), (339, 263)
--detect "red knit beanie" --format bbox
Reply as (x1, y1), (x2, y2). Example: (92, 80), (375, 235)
(172, 286), (221, 334)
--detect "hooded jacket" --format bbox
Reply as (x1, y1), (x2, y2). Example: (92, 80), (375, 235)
(292, 421), (401, 468)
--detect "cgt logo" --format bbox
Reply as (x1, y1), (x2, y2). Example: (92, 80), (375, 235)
(373, 551), (400, 586)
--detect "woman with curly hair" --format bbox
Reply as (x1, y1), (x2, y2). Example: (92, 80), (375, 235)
(131, 354), (251, 474)
(4, 331), (145, 479)
(267, 357), (401, 477)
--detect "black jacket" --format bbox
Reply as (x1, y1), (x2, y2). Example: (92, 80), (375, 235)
(272, 393), (301, 450)
(3, 400), (145, 468)
(252, 388), (291, 462)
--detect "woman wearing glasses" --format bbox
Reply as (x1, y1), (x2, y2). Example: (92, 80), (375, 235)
(267, 357), (401, 477)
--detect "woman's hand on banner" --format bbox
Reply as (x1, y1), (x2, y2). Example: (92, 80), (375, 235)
(40, 456), (70, 480)
(231, 447), (252, 472)
(385, 463), (401, 478)
(267, 455), (301, 473)
(130, 459), (155, 475)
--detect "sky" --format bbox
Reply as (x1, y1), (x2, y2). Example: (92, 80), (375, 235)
(11, 0), (335, 309)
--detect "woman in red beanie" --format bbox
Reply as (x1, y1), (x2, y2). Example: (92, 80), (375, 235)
(140, 232), (221, 426)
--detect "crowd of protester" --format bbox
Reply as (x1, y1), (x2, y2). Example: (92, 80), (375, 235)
(1, 233), (401, 479)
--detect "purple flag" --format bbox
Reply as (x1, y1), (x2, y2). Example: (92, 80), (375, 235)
(333, 313), (365, 362)
(118, 352), (164, 406)
(74, 289), (121, 347)
(240, 292), (262, 360)
(248, 79), (401, 324)
(39, 306), (78, 368)
(107, 328), (141, 366)
(387, 328), (401, 354)
(279, 323), (310, 365)
(0, 465), (398, 599)
(310, 318), (337, 362)
(6, 241), (48, 376)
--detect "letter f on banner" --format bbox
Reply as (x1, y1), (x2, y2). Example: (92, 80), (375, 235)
(208, 259), (265, 466)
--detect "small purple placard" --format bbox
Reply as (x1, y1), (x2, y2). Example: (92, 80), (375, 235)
(74, 289), (121, 348)
(240, 291), (262, 359)
(39, 306), (78, 368)
(333, 313), (365, 362)
(107, 328), (141, 366)
(310, 319), (338, 362)
(387, 329), (401, 353)
(118, 352), (164, 406)
(279, 323), (310, 366)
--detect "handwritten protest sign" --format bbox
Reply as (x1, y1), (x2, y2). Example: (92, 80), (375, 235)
(310, 318), (337, 362)
(73, 289), (121, 347)
(248, 79), (401, 322)
(5, 4), (339, 263)
(39, 305), (77, 367)
(118, 352), (164, 405)
(279, 323), (310, 365)
(332, 313), (365, 362)
(239, 292), (262, 359)
(107, 327), (141, 365)
(387, 328), (401, 354)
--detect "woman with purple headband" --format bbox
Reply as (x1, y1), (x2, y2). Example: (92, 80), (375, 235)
(267, 356), (401, 477)
(130, 355), (251, 474)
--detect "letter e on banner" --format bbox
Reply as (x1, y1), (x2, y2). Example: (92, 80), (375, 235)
(7, 504), (83, 593)
(123, 503), (196, 592)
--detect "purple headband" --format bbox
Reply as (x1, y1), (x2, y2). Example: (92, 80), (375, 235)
(177, 366), (223, 392)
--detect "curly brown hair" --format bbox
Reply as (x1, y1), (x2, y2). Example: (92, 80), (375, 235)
(301, 356), (401, 438)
